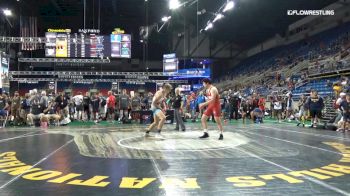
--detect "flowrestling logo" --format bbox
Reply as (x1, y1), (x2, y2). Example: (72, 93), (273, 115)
(287, 10), (334, 16)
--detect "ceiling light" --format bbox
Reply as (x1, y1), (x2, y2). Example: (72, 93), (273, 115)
(3, 9), (12, 16)
(161, 16), (171, 22)
(204, 22), (213, 31)
(213, 13), (224, 22)
(223, 1), (234, 12)
(169, 0), (181, 10)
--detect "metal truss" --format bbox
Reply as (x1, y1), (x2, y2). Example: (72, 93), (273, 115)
(10, 78), (188, 83)
(18, 58), (110, 63)
(9, 71), (186, 76)
(0, 36), (96, 45)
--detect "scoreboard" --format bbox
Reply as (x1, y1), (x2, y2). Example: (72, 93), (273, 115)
(45, 31), (131, 58)
(163, 53), (178, 73)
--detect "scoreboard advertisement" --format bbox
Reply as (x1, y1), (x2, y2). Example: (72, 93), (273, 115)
(45, 29), (131, 58)
(163, 53), (178, 74)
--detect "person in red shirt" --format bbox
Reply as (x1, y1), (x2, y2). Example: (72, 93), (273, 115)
(199, 78), (224, 140)
(106, 91), (116, 122)
(258, 95), (266, 114)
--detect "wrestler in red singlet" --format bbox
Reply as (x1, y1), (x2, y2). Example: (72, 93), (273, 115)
(199, 78), (224, 140)
(203, 86), (221, 118)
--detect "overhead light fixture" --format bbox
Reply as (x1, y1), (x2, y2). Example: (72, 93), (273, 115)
(3, 9), (12, 16)
(161, 16), (171, 22)
(204, 22), (213, 31)
(223, 1), (234, 12)
(169, 0), (181, 10)
(213, 13), (224, 22)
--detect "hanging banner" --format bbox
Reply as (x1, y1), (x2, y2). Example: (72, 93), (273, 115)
(0, 53), (9, 93)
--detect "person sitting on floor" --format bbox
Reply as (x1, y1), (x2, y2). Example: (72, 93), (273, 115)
(251, 107), (264, 124)
(42, 100), (61, 126)
(27, 94), (44, 127)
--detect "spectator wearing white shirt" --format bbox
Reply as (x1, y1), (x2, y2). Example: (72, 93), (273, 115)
(73, 92), (84, 121)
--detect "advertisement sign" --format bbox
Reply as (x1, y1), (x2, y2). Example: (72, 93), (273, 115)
(173, 68), (211, 79)
(55, 33), (68, 57)
(0, 53), (9, 92)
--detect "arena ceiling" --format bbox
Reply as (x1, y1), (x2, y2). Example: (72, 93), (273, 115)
(1, 0), (341, 58)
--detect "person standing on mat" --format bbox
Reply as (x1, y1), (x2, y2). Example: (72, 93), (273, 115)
(119, 89), (130, 123)
(199, 78), (224, 140)
(173, 87), (185, 131)
(306, 90), (324, 128)
(106, 91), (116, 123)
(145, 83), (173, 139)
(83, 92), (91, 121)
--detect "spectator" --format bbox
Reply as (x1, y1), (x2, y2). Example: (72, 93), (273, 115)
(42, 100), (61, 126)
(338, 94), (350, 132)
(296, 94), (307, 127)
(306, 90), (324, 128)
(73, 92), (84, 121)
(106, 91), (116, 122)
(27, 94), (44, 126)
(258, 94), (266, 116)
(335, 92), (346, 126)
(285, 93), (293, 121)
(91, 93), (100, 123)
(229, 93), (240, 121)
(195, 91), (206, 120)
(0, 94), (9, 120)
(119, 89), (130, 122)
(98, 92), (107, 120)
(83, 92), (91, 121)
(19, 93), (31, 125)
(11, 91), (21, 123)
(273, 97), (283, 123)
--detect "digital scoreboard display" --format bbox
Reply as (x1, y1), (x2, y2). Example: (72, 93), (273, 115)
(111, 34), (131, 58)
(45, 31), (130, 58)
(163, 53), (178, 73)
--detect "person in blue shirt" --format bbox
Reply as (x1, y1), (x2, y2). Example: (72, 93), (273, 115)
(189, 93), (197, 122)
(195, 91), (205, 120)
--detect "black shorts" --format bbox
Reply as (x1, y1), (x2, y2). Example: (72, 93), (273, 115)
(310, 110), (322, 118)
(343, 113), (350, 122)
(196, 105), (200, 113)
(92, 107), (99, 113)
(83, 105), (89, 111)
(76, 105), (83, 111)
(107, 107), (115, 114)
